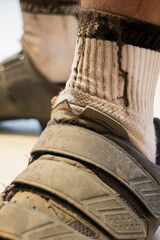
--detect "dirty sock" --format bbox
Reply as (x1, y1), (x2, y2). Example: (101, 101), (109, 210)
(20, 0), (78, 83)
(56, 10), (160, 162)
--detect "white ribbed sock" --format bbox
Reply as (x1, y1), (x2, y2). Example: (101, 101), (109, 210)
(56, 10), (160, 162)
(21, 1), (78, 83)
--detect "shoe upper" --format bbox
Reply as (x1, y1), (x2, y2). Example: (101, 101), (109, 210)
(29, 100), (160, 237)
(0, 100), (160, 239)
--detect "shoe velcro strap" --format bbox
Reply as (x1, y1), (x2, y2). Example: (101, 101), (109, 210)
(14, 157), (147, 239)
(31, 124), (160, 219)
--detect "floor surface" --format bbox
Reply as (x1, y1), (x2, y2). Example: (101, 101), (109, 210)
(0, 119), (40, 193)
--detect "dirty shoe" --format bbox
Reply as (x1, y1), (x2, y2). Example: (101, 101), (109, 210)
(0, 100), (160, 240)
(0, 51), (65, 129)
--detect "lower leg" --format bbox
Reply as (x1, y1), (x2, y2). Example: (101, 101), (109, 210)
(81, 0), (160, 25)
(56, 0), (160, 161)
(0, 0), (78, 126)
(21, 0), (78, 83)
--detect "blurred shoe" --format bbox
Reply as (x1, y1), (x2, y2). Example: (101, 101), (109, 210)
(0, 51), (65, 129)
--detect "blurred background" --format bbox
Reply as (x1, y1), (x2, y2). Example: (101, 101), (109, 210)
(0, 0), (41, 193)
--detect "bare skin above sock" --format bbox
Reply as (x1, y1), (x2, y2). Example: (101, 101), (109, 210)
(56, 10), (160, 162)
(20, 0), (78, 83)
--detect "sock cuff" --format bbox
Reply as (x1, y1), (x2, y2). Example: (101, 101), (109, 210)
(20, 0), (78, 15)
(78, 10), (160, 52)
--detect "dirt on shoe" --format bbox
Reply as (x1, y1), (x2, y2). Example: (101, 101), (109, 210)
(0, 101), (160, 239)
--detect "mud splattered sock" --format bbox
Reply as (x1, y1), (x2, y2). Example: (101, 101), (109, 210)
(56, 10), (160, 162)
(20, 0), (78, 83)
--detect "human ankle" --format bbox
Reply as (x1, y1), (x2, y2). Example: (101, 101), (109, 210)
(56, 9), (160, 161)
